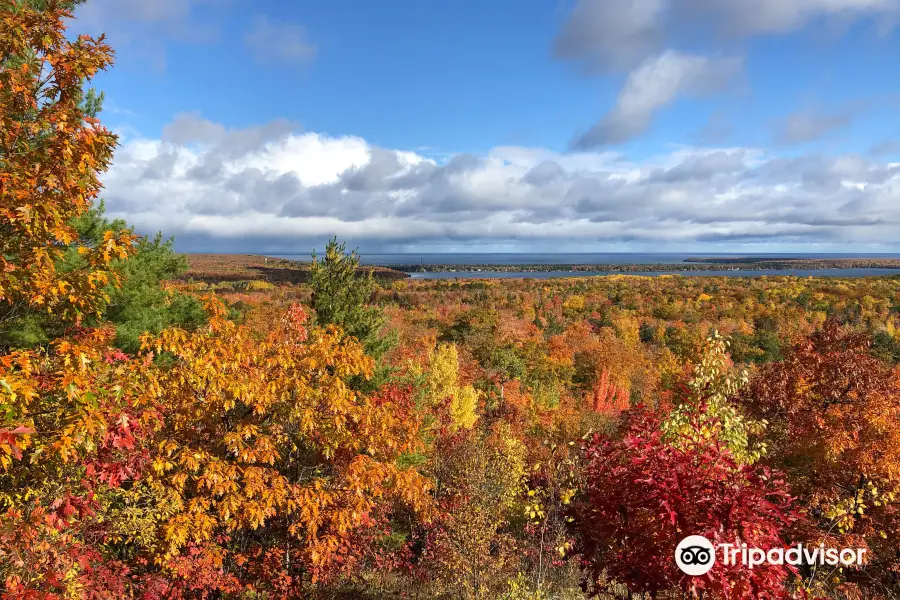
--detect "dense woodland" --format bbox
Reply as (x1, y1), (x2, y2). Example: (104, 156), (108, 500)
(3, 4), (900, 600)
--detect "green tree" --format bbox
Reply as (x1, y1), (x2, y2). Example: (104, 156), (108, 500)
(309, 237), (392, 360)
(100, 241), (206, 353)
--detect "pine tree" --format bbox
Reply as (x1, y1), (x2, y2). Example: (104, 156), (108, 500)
(309, 237), (392, 360)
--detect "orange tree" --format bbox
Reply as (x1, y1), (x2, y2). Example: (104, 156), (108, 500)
(137, 301), (431, 593)
(0, 0), (134, 338)
(0, 3), (135, 595)
(0, 301), (432, 597)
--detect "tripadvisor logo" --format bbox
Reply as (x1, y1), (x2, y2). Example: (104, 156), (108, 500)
(675, 535), (868, 576)
(675, 535), (716, 576)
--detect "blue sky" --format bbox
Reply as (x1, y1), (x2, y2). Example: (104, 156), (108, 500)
(75, 0), (900, 253)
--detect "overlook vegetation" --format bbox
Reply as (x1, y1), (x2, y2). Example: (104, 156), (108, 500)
(2, 3), (900, 600)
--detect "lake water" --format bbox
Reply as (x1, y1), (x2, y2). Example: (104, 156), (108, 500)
(408, 268), (900, 280)
(266, 253), (900, 279)
(271, 252), (900, 266)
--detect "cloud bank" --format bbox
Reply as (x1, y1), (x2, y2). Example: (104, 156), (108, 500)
(99, 114), (900, 252)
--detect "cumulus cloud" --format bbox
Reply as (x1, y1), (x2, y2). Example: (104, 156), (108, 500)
(244, 15), (317, 67)
(574, 52), (742, 148)
(647, 150), (749, 182)
(161, 112), (301, 154)
(774, 109), (856, 144)
(97, 117), (900, 251)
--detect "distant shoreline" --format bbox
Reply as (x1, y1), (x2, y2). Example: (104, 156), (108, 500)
(376, 258), (900, 273)
(182, 254), (900, 284)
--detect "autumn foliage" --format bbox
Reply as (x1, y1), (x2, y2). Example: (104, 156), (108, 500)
(0, 2), (134, 328)
(5, 3), (900, 600)
(1, 299), (432, 596)
(570, 409), (800, 599)
(0, 4), (430, 597)
(742, 319), (900, 596)
(587, 369), (629, 416)
(146, 301), (431, 583)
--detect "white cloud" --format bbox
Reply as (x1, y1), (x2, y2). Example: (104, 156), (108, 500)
(574, 51), (742, 148)
(79, 1), (224, 42)
(775, 108), (858, 144)
(242, 135), (371, 186)
(75, 0), (223, 68)
(98, 117), (900, 251)
(78, 0), (206, 28)
(871, 140), (900, 155)
(553, 0), (900, 62)
(774, 109), (856, 144)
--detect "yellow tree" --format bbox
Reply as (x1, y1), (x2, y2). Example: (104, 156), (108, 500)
(425, 423), (527, 599)
(1, 299), (434, 596)
(426, 343), (480, 431)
